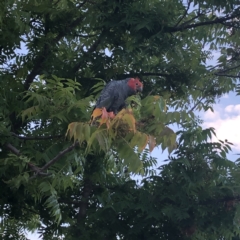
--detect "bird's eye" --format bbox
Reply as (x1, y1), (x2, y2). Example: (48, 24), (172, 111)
(136, 82), (138, 85)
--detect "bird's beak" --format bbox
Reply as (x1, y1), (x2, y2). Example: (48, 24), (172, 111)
(137, 85), (143, 92)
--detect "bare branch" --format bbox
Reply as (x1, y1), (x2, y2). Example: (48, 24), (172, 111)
(214, 73), (240, 78)
(140, 72), (170, 77)
(212, 64), (240, 78)
(77, 179), (93, 223)
(180, 15), (203, 27)
(40, 142), (78, 171)
(170, 14), (238, 32)
(5, 143), (20, 156)
(208, 63), (222, 71)
(216, 64), (240, 74)
(5, 143), (51, 178)
(28, 163), (52, 178)
(177, 12), (206, 28)
(5, 140), (77, 178)
(120, 72), (170, 78)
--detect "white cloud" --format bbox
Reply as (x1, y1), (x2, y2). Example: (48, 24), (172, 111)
(225, 105), (234, 113)
(225, 104), (240, 113)
(203, 105), (240, 150)
(203, 109), (220, 120)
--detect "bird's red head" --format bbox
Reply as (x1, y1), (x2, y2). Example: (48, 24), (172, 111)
(127, 77), (143, 92)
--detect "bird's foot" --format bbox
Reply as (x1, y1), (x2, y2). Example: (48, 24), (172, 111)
(108, 111), (115, 119)
(101, 108), (115, 120)
(101, 107), (109, 120)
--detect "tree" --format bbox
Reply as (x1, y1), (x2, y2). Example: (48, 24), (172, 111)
(1, 0), (240, 239)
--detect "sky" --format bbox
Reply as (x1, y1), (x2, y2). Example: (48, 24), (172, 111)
(150, 92), (240, 163)
(202, 92), (240, 157)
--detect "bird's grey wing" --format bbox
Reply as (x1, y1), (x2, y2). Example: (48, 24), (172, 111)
(95, 82), (118, 109)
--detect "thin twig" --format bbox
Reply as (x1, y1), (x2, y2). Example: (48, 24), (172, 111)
(147, 90), (153, 96)
(214, 73), (240, 78)
(178, 13), (205, 28)
(119, 72), (169, 78)
(140, 72), (170, 77)
(188, 96), (205, 113)
(215, 64), (240, 74)
(174, 0), (191, 27)
(72, 34), (103, 73)
(170, 14), (238, 32)
(208, 63), (223, 71)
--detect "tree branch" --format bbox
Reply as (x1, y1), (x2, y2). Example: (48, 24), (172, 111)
(214, 73), (240, 78)
(5, 143), (20, 156)
(208, 63), (223, 71)
(29, 142), (78, 179)
(174, 0), (191, 27)
(72, 34), (103, 73)
(215, 64), (240, 74)
(170, 14), (238, 32)
(23, 54), (47, 90)
(177, 13), (205, 28)
(28, 163), (51, 177)
(5, 140), (77, 178)
(119, 72), (170, 78)
(187, 96), (205, 113)
(77, 179), (93, 223)
(140, 72), (170, 77)
(40, 142), (78, 172)
(5, 143), (49, 177)
(23, 3), (88, 90)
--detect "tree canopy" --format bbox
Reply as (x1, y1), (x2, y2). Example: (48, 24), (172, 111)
(1, 0), (240, 239)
